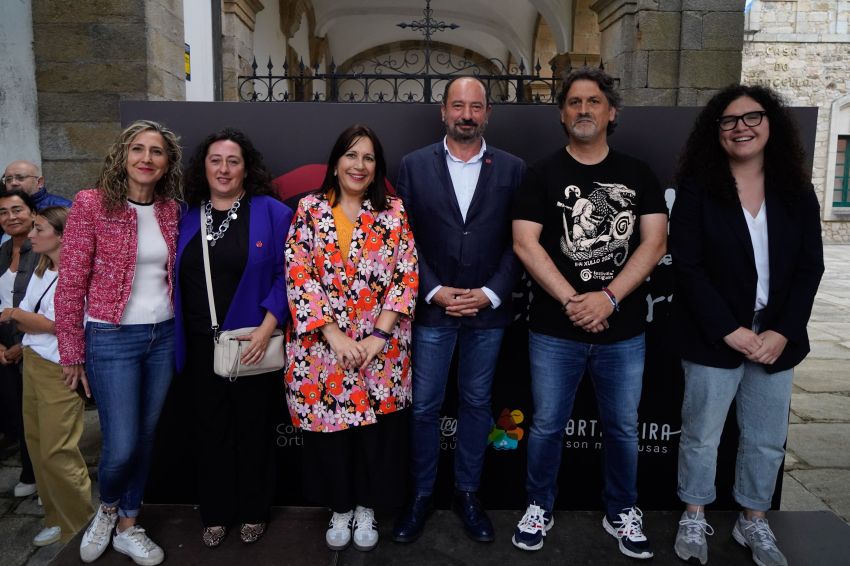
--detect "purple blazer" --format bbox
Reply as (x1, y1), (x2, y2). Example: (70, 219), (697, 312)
(174, 195), (293, 372)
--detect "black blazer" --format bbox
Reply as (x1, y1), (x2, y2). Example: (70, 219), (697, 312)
(396, 141), (525, 328)
(670, 178), (824, 373)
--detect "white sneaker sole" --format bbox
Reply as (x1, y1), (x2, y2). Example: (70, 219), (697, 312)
(112, 544), (164, 566)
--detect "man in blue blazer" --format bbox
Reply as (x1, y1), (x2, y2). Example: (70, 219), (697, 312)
(393, 76), (525, 543)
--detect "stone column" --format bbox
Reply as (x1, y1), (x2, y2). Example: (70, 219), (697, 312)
(590, 0), (744, 106)
(32, 0), (186, 197)
(222, 0), (265, 101)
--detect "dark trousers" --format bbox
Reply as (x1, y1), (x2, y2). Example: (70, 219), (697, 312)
(0, 359), (34, 484)
(186, 333), (279, 527)
(302, 410), (408, 513)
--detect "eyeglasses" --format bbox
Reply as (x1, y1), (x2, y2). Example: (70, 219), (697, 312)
(717, 111), (767, 131)
(1, 174), (39, 185)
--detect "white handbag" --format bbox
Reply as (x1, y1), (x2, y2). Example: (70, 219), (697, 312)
(200, 207), (285, 381)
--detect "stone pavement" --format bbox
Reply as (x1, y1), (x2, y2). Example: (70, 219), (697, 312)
(781, 244), (850, 523)
(1, 244), (848, 565)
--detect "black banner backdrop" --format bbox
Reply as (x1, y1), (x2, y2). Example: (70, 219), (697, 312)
(126, 101), (817, 511)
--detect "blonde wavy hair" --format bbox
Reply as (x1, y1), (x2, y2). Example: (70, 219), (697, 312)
(96, 120), (183, 211)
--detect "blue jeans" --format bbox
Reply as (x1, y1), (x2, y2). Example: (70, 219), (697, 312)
(677, 359), (793, 511)
(526, 331), (645, 518)
(85, 320), (175, 518)
(410, 325), (505, 495)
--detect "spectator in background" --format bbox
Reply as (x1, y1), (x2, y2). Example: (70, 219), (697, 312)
(0, 190), (40, 500)
(1, 206), (94, 547)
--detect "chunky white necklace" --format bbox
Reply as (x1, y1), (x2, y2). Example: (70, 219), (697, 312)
(203, 194), (243, 246)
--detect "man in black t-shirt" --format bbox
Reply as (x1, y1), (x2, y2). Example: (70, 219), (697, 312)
(510, 68), (667, 559)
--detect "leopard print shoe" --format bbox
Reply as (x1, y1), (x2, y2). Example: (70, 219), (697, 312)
(202, 526), (227, 548)
(240, 523), (266, 543)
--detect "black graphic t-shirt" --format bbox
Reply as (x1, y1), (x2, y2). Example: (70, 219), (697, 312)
(513, 147), (667, 343)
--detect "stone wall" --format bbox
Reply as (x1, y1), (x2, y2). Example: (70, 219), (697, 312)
(742, 0), (850, 242)
(32, 0), (185, 198)
(592, 0), (745, 107)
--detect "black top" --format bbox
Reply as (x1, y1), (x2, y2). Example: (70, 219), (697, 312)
(180, 201), (250, 335)
(513, 148), (667, 343)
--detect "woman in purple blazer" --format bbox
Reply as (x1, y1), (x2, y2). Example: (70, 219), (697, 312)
(175, 129), (292, 548)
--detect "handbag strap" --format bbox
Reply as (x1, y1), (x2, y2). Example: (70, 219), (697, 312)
(199, 206), (219, 337)
(33, 275), (58, 314)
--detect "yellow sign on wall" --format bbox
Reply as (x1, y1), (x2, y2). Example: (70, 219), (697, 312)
(184, 43), (191, 81)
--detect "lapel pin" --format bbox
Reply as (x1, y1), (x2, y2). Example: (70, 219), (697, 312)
(485, 158), (492, 164)
(256, 241), (264, 247)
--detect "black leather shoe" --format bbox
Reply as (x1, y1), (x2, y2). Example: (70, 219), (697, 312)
(393, 495), (432, 543)
(453, 491), (494, 542)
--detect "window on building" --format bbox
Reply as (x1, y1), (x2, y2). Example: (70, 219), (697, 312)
(835, 136), (850, 208)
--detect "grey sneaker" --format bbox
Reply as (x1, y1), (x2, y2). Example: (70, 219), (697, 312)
(112, 525), (164, 566)
(80, 505), (118, 563)
(674, 509), (713, 565)
(732, 513), (787, 566)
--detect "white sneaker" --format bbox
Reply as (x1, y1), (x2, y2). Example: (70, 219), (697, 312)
(112, 525), (164, 566)
(326, 510), (353, 550)
(80, 505), (118, 563)
(352, 506), (379, 551)
(33, 526), (61, 546)
(14, 482), (37, 497)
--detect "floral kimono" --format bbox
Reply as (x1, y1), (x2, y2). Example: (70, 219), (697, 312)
(285, 193), (418, 432)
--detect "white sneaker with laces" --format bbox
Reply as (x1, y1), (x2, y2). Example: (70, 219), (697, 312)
(326, 510), (353, 550)
(112, 525), (164, 566)
(33, 526), (61, 547)
(352, 506), (379, 551)
(80, 505), (118, 563)
(603, 506), (654, 559)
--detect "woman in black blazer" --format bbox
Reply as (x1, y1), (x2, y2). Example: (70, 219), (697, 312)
(669, 85), (823, 566)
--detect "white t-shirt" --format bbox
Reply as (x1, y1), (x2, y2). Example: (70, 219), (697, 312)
(0, 268), (16, 310)
(120, 202), (173, 324)
(20, 269), (60, 364)
(743, 201), (770, 310)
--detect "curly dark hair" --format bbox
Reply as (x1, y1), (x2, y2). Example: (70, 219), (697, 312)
(183, 128), (278, 206)
(318, 124), (389, 211)
(676, 84), (811, 203)
(557, 66), (622, 136)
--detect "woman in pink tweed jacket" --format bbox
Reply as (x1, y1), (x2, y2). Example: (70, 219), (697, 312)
(54, 120), (182, 566)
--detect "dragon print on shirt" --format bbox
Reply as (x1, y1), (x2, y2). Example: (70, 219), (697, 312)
(557, 182), (636, 282)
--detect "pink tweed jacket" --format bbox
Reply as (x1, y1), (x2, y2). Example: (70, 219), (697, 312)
(54, 189), (180, 366)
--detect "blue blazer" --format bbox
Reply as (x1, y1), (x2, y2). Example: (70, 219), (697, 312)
(174, 195), (293, 372)
(396, 141), (525, 328)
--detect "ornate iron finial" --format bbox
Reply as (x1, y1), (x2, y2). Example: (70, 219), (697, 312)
(397, 0), (459, 44)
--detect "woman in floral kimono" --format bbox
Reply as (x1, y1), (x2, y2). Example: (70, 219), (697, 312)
(285, 124), (418, 552)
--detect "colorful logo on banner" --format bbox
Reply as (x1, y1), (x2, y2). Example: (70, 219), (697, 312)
(488, 408), (525, 451)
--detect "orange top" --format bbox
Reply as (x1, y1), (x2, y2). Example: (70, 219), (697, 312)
(332, 204), (355, 260)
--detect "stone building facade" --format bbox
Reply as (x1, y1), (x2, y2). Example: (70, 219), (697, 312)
(30, 0), (185, 196)
(742, 0), (850, 242)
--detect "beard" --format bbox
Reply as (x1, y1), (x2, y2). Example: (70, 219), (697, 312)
(565, 117), (599, 142)
(446, 118), (487, 143)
